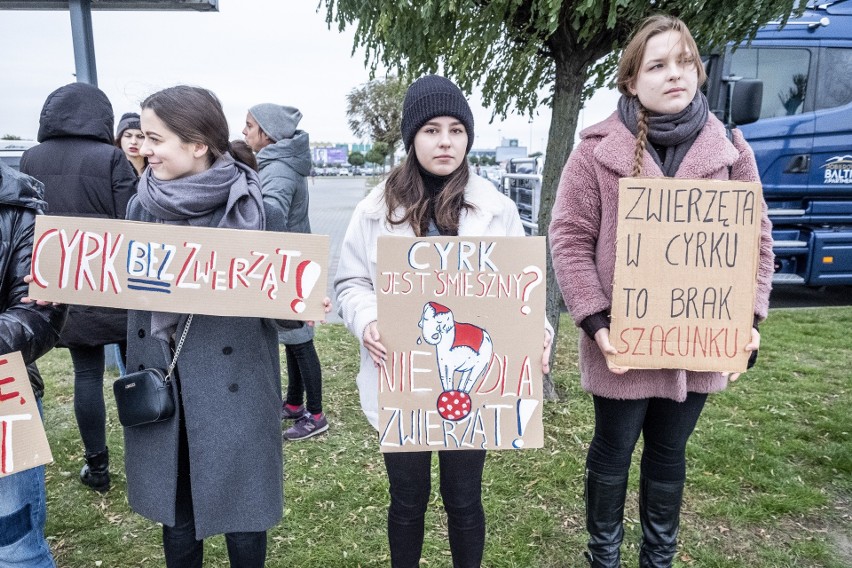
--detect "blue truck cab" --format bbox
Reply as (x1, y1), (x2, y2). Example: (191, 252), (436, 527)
(705, 1), (852, 285)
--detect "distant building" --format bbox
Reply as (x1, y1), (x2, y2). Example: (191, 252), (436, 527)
(349, 143), (372, 154)
(469, 149), (497, 162)
(495, 138), (527, 164)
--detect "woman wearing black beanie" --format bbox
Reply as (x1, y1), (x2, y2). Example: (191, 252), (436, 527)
(335, 74), (553, 567)
(115, 112), (147, 176)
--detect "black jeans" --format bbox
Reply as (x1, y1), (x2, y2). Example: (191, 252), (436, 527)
(587, 393), (708, 482)
(383, 450), (486, 568)
(71, 343), (125, 455)
(284, 339), (323, 415)
(162, 382), (267, 568)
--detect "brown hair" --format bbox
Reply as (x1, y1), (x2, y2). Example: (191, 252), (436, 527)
(229, 140), (258, 171)
(616, 15), (706, 176)
(384, 150), (473, 236)
(141, 86), (253, 170)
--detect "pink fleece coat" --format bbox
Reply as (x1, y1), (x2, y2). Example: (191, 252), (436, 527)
(549, 112), (774, 401)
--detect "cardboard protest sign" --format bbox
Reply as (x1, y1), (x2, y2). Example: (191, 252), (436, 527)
(610, 178), (763, 372)
(0, 351), (52, 477)
(29, 216), (329, 320)
(376, 236), (546, 452)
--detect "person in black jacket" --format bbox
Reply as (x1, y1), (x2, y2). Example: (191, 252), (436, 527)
(0, 162), (67, 568)
(21, 82), (136, 493)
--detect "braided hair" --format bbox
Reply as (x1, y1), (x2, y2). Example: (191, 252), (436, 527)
(632, 106), (649, 177)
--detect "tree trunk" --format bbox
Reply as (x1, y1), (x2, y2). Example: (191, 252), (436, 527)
(538, 48), (595, 400)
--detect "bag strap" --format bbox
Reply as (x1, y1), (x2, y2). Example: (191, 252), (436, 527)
(166, 314), (193, 381)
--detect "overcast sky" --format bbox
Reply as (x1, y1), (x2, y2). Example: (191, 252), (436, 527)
(0, 1), (618, 154)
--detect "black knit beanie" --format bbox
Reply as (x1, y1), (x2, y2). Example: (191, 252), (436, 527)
(116, 112), (141, 137)
(401, 75), (474, 154)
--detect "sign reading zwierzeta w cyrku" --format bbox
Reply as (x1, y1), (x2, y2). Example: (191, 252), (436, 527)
(28, 216), (329, 321)
(609, 177), (763, 373)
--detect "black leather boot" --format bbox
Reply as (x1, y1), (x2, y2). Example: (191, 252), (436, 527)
(584, 469), (629, 567)
(639, 476), (684, 568)
(80, 447), (110, 493)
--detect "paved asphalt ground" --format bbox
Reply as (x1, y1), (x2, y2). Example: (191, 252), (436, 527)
(308, 176), (852, 325)
(308, 176), (369, 324)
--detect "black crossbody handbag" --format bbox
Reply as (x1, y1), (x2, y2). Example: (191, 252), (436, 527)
(113, 315), (193, 428)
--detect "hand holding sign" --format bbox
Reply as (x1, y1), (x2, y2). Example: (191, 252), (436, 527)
(724, 327), (761, 382)
(363, 321), (386, 367)
(594, 328), (629, 375)
(20, 275), (60, 307)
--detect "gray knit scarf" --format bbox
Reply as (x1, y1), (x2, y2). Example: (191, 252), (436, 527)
(617, 90), (708, 177)
(136, 153), (265, 339)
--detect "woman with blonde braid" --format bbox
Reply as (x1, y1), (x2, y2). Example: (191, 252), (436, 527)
(549, 15), (774, 568)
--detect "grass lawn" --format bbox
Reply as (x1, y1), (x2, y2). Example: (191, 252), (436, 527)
(39, 308), (851, 567)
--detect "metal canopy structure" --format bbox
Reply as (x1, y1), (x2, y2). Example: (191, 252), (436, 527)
(0, 1), (217, 10)
(0, 0), (218, 85)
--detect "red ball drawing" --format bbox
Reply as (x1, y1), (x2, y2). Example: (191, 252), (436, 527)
(436, 390), (471, 421)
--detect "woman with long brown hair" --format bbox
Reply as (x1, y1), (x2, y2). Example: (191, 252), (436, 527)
(336, 74), (552, 567)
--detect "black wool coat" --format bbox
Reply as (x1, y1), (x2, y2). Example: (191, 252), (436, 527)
(20, 83), (136, 348)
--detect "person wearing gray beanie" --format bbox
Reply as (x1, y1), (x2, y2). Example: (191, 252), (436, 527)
(247, 103), (302, 143)
(242, 103), (327, 441)
(401, 74), (475, 154)
(334, 73), (554, 567)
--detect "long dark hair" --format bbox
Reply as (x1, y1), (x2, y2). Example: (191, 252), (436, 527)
(384, 150), (473, 236)
(141, 86), (252, 169)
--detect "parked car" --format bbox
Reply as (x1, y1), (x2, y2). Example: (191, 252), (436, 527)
(0, 140), (38, 171)
(480, 166), (503, 190)
(337, 167), (352, 176)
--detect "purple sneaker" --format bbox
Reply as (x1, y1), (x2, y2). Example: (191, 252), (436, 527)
(281, 404), (306, 420)
(283, 413), (329, 441)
